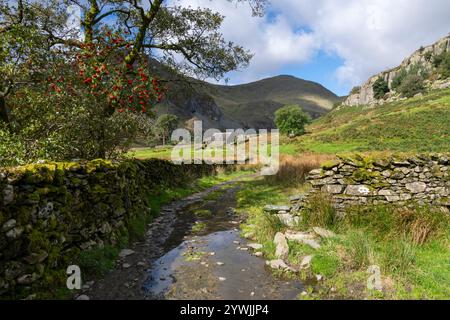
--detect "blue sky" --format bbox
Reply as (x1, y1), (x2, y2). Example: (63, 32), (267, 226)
(177, 0), (450, 96)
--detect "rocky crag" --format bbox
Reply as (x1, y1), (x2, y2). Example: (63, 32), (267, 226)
(343, 35), (450, 107)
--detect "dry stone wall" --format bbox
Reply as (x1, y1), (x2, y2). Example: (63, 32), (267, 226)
(0, 159), (226, 298)
(305, 154), (450, 211)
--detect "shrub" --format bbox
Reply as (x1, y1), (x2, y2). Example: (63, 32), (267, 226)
(372, 78), (389, 99)
(397, 74), (425, 98)
(274, 105), (311, 137)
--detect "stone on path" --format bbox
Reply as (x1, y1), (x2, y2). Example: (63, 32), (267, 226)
(276, 214), (300, 228)
(301, 239), (321, 250)
(285, 230), (315, 241)
(216, 262), (225, 266)
(119, 249), (135, 258)
(300, 255), (313, 269)
(253, 252), (263, 257)
(243, 232), (255, 239)
(76, 295), (90, 300)
(266, 259), (297, 272)
(247, 243), (263, 250)
(274, 232), (289, 259)
(285, 231), (321, 249)
(218, 277), (226, 281)
(313, 227), (336, 239)
(266, 259), (289, 270)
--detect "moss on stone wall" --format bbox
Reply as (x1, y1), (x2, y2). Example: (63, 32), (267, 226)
(0, 159), (225, 299)
(306, 153), (450, 211)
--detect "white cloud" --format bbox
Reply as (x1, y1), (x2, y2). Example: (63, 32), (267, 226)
(173, 0), (320, 83)
(174, 0), (450, 90)
(272, 0), (450, 88)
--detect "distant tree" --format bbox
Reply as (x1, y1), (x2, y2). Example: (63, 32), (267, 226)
(155, 114), (179, 145)
(274, 105), (311, 137)
(372, 78), (389, 99)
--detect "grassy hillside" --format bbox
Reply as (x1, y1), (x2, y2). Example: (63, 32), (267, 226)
(285, 89), (450, 154)
(204, 75), (341, 128)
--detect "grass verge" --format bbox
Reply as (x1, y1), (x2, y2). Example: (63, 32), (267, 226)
(236, 180), (450, 300)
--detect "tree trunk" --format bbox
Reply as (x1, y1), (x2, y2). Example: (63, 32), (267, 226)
(0, 94), (11, 124)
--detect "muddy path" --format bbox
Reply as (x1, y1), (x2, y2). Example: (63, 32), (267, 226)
(86, 176), (305, 300)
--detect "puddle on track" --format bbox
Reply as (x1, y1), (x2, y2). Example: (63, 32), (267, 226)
(143, 185), (305, 300)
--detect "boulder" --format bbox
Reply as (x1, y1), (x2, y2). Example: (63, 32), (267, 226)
(273, 232), (289, 259)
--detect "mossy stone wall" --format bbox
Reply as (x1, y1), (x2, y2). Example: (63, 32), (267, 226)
(306, 154), (449, 211)
(0, 159), (223, 298)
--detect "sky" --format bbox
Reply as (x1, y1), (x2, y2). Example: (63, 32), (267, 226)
(174, 0), (450, 96)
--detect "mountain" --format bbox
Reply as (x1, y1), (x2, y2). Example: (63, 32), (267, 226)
(155, 72), (341, 130)
(343, 34), (450, 107)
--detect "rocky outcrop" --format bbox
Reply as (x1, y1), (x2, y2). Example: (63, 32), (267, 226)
(304, 154), (449, 211)
(0, 159), (226, 298)
(343, 35), (450, 107)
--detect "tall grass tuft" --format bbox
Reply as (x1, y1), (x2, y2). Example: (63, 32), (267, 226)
(394, 206), (449, 245)
(342, 204), (449, 245)
(301, 192), (338, 229)
(265, 153), (334, 186)
(344, 230), (375, 270)
(380, 237), (416, 275)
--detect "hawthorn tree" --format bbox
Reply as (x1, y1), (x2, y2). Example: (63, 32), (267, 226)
(0, 0), (266, 164)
